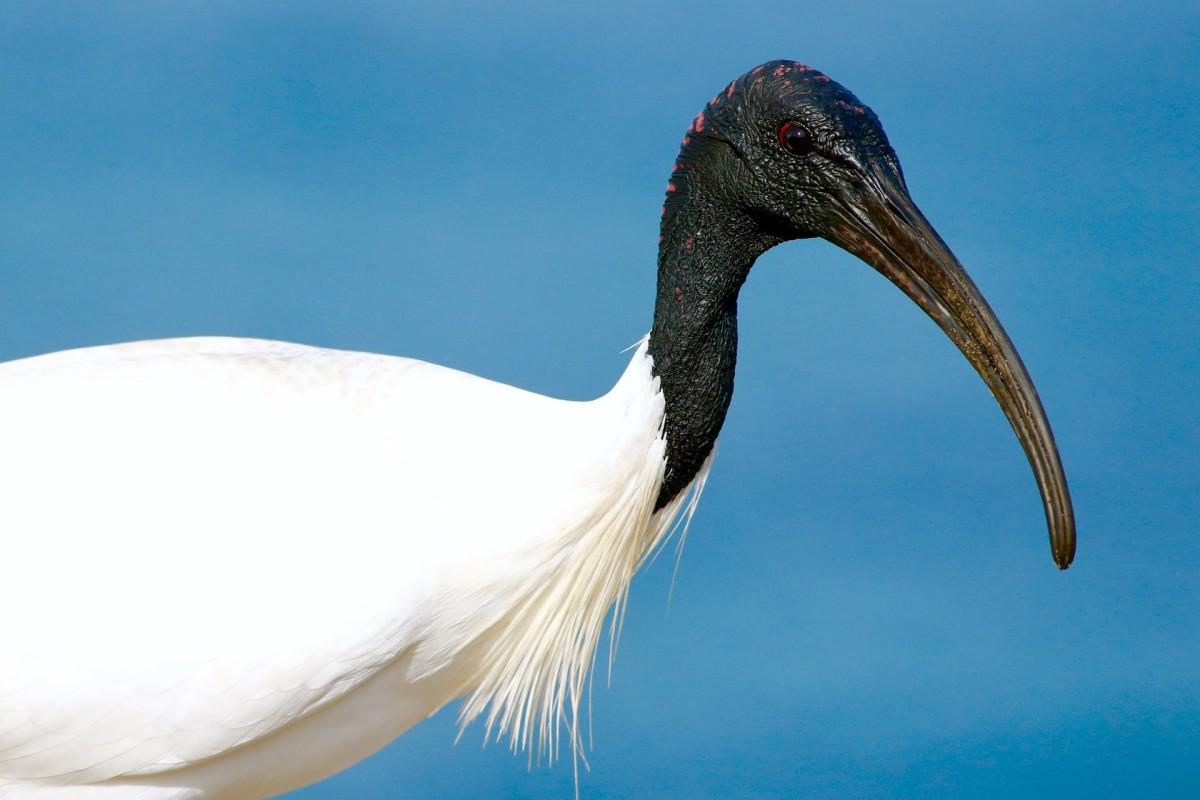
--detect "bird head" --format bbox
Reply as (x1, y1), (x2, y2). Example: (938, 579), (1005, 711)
(664, 61), (1076, 568)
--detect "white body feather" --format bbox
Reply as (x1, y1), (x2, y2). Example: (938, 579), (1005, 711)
(0, 337), (710, 799)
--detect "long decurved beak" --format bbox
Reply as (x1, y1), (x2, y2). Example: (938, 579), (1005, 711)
(826, 164), (1076, 569)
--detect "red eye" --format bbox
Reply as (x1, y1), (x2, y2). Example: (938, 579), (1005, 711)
(778, 122), (813, 155)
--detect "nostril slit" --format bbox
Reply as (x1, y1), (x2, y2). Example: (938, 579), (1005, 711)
(883, 195), (903, 218)
(882, 194), (917, 233)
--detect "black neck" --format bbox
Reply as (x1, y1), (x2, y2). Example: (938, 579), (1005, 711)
(648, 135), (781, 508)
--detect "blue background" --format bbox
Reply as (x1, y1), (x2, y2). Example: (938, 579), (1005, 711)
(2, 2), (1197, 797)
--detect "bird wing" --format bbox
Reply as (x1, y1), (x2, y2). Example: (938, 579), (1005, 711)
(0, 337), (619, 784)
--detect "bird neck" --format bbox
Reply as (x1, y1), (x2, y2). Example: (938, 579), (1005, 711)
(648, 139), (780, 507)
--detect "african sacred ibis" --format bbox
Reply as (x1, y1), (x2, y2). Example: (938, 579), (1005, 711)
(0, 61), (1075, 799)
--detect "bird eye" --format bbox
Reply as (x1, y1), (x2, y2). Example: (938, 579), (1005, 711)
(778, 122), (813, 156)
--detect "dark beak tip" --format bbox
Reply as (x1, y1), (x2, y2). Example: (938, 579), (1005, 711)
(1054, 539), (1076, 570)
(1051, 515), (1076, 570)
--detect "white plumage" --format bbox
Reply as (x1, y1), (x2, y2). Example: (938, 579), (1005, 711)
(0, 336), (708, 799)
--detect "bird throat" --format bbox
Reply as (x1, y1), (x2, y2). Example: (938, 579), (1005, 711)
(648, 134), (782, 508)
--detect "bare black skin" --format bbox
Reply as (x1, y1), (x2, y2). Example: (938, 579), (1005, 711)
(647, 60), (1075, 569)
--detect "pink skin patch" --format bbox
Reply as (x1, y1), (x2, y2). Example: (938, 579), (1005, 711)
(836, 99), (866, 114)
(773, 65), (788, 77)
(813, 74), (830, 82)
(691, 111), (705, 132)
(682, 135), (691, 146)
(684, 236), (694, 253)
(667, 181), (677, 193)
(752, 65), (765, 75)
(725, 81), (736, 98)
(674, 286), (683, 303)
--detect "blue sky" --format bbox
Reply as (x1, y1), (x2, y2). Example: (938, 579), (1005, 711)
(2, 2), (1198, 798)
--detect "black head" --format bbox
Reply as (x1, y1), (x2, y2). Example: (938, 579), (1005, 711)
(659, 60), (1076, 569)
(666, 60), (903, 243)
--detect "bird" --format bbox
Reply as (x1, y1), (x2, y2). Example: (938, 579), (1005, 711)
(0, 60), (1075, 799)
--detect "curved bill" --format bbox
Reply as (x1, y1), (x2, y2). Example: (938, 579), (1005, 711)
(825, 163), (1076, 569)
